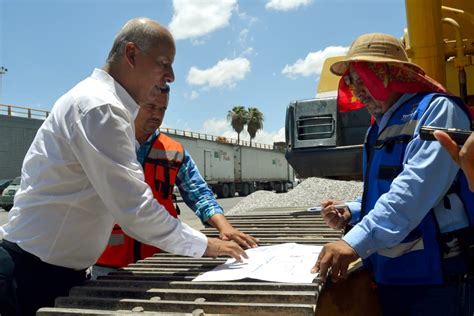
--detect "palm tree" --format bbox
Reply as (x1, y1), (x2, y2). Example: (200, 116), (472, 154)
(227, 106), (248, 144)
(247, 107), (264, 147)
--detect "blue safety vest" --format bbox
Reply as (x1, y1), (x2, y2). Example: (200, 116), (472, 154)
(361, 93), (473, 285)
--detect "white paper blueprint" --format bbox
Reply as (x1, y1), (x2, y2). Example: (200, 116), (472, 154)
(193, 243), (322, 283)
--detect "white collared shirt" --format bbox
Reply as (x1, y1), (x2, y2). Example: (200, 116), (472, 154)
(0, 69), (207, 269)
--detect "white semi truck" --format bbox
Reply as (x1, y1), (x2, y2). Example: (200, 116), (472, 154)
(162, 128), (295, 198)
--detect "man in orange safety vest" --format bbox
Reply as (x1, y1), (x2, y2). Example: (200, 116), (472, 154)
(94, 86), (258, 277)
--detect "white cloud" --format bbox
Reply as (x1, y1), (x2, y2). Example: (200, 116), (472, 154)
(190, 91), (199, 100)
(266, 0), (312, 11)
(199, 118), (284, 145)
(169, 0), (237, 41)
(240, 47), (254, 57)
(161, 119), (191, 132)
(282, 46), (349, 79)
(239, 28), (249, 44)
(187, 57), (251, 89)
(249, 127), (285, 145)
(235, 10), (258, 58)
(236, 10), (258, 31)
(200, 118), (234, 137)
(189, 38), (206, 46)
(184, 90), (200, 100)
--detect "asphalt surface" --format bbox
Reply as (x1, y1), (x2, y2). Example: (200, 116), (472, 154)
(176, 196), (244, 230)
(0, 196), (245, 233)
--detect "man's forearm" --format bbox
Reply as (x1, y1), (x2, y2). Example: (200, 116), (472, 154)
(206, 214), (233, 231)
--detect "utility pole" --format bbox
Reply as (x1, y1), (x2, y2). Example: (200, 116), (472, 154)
(0, 66), (8, 102)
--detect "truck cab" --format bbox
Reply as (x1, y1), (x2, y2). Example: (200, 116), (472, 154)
(285, 57), (371, 179)
(285, 95), (370, 179)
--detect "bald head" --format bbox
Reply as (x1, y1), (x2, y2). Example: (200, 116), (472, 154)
(107, 17), (174, 64)
(104, 17), (176, 105)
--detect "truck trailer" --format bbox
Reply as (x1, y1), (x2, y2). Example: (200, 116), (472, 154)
(160, 128), (294, 198)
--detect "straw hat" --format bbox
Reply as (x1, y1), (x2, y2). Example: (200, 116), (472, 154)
(330, 33), (425, 76)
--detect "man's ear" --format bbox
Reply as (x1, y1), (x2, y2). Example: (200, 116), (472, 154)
(124, 42), (138, 68)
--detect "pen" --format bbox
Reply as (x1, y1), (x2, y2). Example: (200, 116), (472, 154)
(307, 204), (347, 212)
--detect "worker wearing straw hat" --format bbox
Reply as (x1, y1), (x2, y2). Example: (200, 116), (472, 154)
(312, 33), (474, 315)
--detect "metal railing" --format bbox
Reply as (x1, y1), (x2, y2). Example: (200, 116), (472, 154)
(158, 127), (275, 150)
(0, 103), (49, 120)
(0, 103), (275, 150)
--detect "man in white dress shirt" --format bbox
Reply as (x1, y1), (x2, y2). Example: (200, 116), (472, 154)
(0, 17), (246, 315)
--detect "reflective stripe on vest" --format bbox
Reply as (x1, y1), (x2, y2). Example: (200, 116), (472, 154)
(377, 237), (424, 259)
(376, 120), (418, 143)
(107, 233), (124, 246)
(96, 132), (184, 267)
(147, 148), (184, 162)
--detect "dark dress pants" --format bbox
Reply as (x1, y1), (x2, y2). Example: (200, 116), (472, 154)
(0, 240), (87, 316)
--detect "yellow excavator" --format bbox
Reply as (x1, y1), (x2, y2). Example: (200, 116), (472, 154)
(302, 1), (474, 315)
(407, 0), (474, 106)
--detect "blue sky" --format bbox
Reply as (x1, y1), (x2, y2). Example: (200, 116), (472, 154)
(1, 0), (407, 144)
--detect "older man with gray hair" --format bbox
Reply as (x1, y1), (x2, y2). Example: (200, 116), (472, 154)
(0, 18), (246, 315)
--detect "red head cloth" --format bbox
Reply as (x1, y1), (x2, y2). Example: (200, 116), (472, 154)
(337, 61), (447, 113)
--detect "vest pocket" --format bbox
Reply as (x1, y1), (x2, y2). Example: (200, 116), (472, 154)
(373, 239), (439, 284)
(372, 220), (443, 285)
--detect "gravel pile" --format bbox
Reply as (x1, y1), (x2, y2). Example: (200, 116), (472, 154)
(228, 177), (363, 215)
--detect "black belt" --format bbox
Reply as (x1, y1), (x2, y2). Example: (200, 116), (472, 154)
(1, 239), (30, 254)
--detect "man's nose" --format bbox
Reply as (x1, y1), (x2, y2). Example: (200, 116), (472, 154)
(150, 112), (162, 121)
(354, 87), (370, 103)
(165, 66), (175, 83)
(353, 85), (365, 97)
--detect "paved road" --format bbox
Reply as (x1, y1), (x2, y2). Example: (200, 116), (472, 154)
(177, 196), (244, 230)
(0, 196), (244, 232)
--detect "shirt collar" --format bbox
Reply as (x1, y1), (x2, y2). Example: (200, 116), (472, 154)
(136, 129), (161, 151)
(145, 130), (160, 144)
(91, 68), (139, 120)
(378, 93), (417, 130)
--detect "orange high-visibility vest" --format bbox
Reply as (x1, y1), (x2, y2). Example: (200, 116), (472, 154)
(96, 133), (184, 267)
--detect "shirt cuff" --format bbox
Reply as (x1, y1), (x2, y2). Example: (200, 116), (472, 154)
(185, 227), (208, 258)
(201, 207), (224, 223)
(345, 201), (361, 224)
(342, 224), (377, 259)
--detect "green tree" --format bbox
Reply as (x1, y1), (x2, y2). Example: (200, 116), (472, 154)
(247, 107), (264, 147)
(227, 106), (248, 144)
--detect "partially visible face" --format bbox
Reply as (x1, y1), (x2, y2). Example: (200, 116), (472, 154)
(135, 92), (169, 137)
(346, 66), (387, 117)
(132, 36), (175, 104)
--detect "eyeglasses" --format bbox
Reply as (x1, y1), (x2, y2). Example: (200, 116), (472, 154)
(343, 70), (364, 88)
